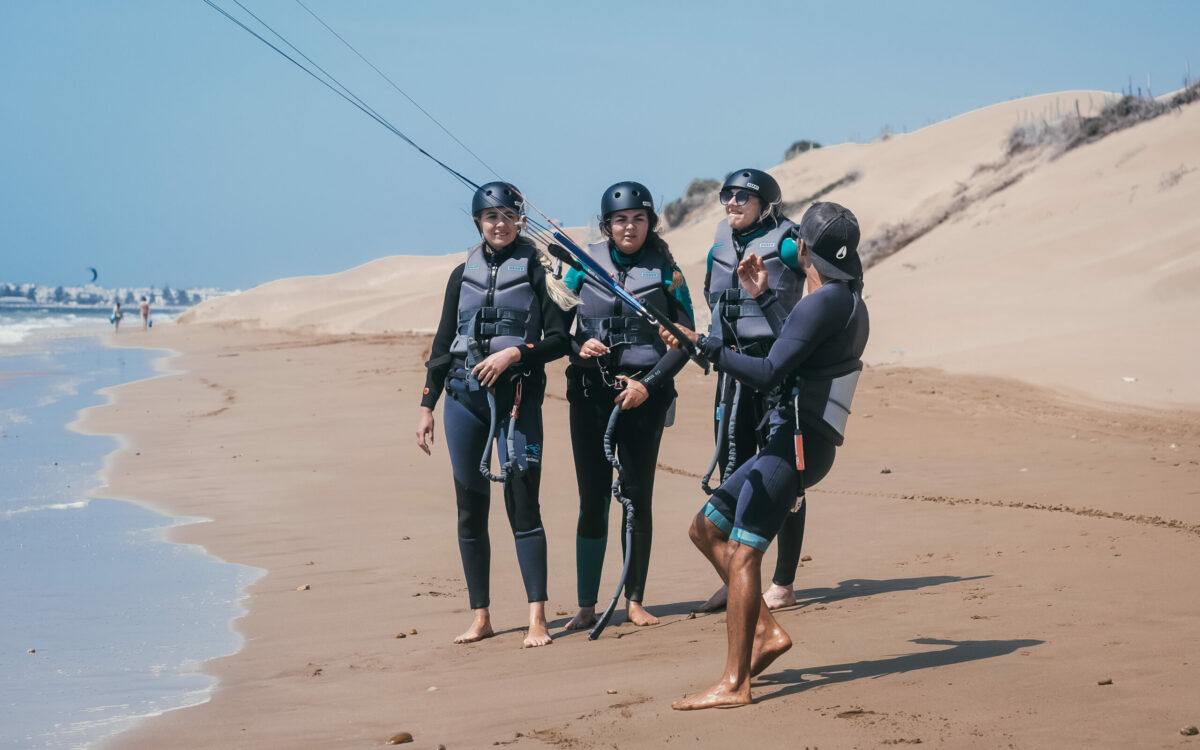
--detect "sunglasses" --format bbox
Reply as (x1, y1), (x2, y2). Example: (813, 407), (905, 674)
(719, 188), (755, 206)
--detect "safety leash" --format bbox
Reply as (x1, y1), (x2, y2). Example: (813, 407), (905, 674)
(588, 404), (636, 640)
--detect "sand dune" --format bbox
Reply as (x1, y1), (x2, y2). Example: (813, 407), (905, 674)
(182, 90), (1199, 408)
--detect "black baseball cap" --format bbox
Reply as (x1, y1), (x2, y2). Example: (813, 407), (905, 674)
(797, 201), (862, 281)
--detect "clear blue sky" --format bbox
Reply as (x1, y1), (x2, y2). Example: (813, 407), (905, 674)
(1, 0), (1196, 290)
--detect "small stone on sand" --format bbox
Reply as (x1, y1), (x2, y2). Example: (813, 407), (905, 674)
(427, 686), (438, 692)
(27, 649), (36, 654)
(880, 467), (892, 474)
(1097, 678), (1112, 685)
(801, 555), (812, 562)
(1181, 725), (1198, 736)
(686, 612), (696, 619)
(296, 584), (310, 591)
(410, 628), (418, 635)
(556, 610), (568, 616)
(395, 633), (406, 639)
(606, 689), (617, 694)
(386, 732), (413, 744)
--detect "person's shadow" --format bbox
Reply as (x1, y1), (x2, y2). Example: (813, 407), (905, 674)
(755, 637), (1044, 701)
(787, 574), (992, 610)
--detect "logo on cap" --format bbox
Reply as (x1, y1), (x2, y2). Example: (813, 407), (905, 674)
(746, 182), (760, 190)
(642, 201), (653, 207)
(836, 246), (848, 260)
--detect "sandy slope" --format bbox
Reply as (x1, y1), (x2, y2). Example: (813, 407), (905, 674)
(181, 90), (1197, 409)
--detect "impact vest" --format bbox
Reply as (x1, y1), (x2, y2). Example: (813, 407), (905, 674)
(707, 217), (801, 344)
(449, 240), (543, 360)
(769, 285), (867, 447)
(576, 242), (671, 371)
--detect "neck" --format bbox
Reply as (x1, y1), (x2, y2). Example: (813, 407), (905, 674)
(805, 265), (823, 295)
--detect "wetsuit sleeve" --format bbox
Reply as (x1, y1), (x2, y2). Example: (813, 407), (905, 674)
(521, 261), (571, 365)
(699, 286), (847, 392)
(756, 289), (788, 337)
(421, 263), (465, 409)
(640, 266), (695, 391)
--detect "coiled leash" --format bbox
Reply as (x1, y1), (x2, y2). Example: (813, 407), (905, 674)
(589, 403), (637, 640)
(700, 372), (742, 495)
(467, 338), (522, 484)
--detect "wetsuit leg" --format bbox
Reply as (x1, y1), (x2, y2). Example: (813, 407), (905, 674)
(772, 498), (807, 587)
(714, 376), (763, 482)
(497, 373), (549, 603)
(568, 386), (613, 607)
(614, 388), (671, 603)
(443, 378), (493, 609)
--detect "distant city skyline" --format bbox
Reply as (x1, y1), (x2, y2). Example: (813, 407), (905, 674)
(1, 0), (1197, 289)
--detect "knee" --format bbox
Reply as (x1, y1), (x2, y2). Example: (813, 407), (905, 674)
(458, 510), (486, 539)
(688, 513), (712, 548)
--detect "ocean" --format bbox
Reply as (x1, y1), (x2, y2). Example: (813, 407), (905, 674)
(0, 307), (261, 748)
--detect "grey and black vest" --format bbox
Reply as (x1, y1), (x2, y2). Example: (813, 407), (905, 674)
(706, 217), (801, 344)
(449, 241), (542, 360)
(576, 242), (670, 371)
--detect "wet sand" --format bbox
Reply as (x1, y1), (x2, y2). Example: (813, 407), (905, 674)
(81, 323), (1200, 749)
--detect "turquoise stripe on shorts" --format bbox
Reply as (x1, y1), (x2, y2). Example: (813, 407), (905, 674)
(730, 527), (770, 552)
(702, 501), (733, 534)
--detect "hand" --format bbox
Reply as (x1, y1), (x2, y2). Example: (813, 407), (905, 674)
(614, 376), (649, 410)
(471, 346), (522, 388)
(659, 325), (698, 350)
(416, 406), (435, 455)
(737, 252), (769, 297)
(579, 338), (610, 359)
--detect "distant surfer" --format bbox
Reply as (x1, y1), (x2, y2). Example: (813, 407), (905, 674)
(415, 182), (575, 648)
(663, 202), (869, 709)
(110, 301), (123, 334)
(139, 297), (151, 329)
(698, 169), (811, 612)
(561, 182), (695, 632)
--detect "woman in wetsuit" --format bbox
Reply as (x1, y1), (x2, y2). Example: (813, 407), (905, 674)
(561, 181), (695, 631)
(415, 181), (575, 648)
(668, 201), (869, 709)
(700, 168), (809, 611)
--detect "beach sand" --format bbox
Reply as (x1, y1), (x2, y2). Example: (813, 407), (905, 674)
(81, 322), (1200, 749)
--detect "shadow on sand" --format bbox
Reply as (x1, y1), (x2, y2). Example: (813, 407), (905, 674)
(788, 574), (991, 610)
(756, 636), (1044, 701)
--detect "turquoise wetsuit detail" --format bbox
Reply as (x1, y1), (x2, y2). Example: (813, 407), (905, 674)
(564, 265), (586, 294)
(780, 236), (802, 273)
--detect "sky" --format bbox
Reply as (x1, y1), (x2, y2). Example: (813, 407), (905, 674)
(1, 0), (1197, 290)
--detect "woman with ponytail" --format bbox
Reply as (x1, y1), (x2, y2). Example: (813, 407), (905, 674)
(415, 181), (575, 648)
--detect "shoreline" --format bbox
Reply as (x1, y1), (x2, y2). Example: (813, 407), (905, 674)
(81, 322), (1200, 748)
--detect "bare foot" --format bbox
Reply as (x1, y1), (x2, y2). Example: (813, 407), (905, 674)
(749, 624), (792, 677)
(564, 606), (596, 631)
(671, 680), (752, 711)
(695, 584), (728, 612)
(762, 584), (797, 610)
(523, 602), (552, 648)
(453, 609), (493, 644)
(626, 600), (660, 626)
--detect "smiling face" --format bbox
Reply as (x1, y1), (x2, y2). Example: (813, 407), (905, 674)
(607, 209), (650, 254)
(476, 207), (520, 249)
(725, 193), (762, 231)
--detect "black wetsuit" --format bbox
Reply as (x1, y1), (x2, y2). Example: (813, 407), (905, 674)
(698, 280), (868, 551)
(704, 224), (809, 586)
(565, 244), (694, 606)
(422, 243), (570, 609)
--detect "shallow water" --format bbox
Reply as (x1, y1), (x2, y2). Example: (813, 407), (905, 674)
(0, 334), (260, 748)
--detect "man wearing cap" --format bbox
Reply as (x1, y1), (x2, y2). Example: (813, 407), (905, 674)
(665, 201), (870, 710)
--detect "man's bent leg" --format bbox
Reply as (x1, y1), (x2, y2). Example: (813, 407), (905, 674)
(673, 541), (764, 710)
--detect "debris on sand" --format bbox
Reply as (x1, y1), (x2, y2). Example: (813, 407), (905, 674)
(556, 610), (568, 616)
(1098, 678), (1113, 685)
(410, 628), (418, 635)
(395, 633), (406, 639)
(801, 555), (813, 562)
(27, 649), (36, 654)
(296, 584), (310, 591)
(386, 731), (413, 744)
(606, 689), (617, 694)
(1181, 725), (1198, 736)
(881, 467), (892, 474)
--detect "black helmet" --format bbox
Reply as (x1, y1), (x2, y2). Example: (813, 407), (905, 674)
(471, 181), (523, 215)
(600, 181), (656, 220)
(722, 168), (781, 206)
